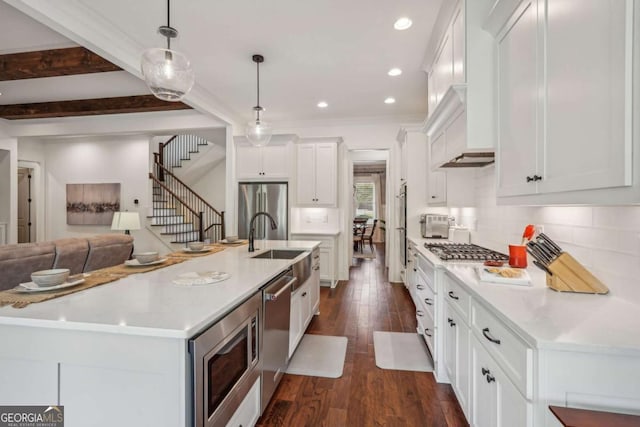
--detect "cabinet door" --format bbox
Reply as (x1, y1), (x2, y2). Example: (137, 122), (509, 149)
(471, 336), (498, 427)
(451, 4), (465, 85)
(427, 70), (437, 116)
(313, 143), (337, 205)
(319, 246), (331, 282)
(430, 131), (446, 169)
(289, 291), (302, 358)
(309, 265), (320, 315)
(436, 32), (453, 103)
(236, 145), (264, 179)
(456, 317), (471, 418)
(295, 144), (317, 204)
(542, 0), (631, 193)
(261, 144), (290, 178)
(496, 0), (539, 197)
(428, 171), (447, 204)
(445, 110), (466, 160)
(443, 303), (457, 383)
(299, 282), (313, 329)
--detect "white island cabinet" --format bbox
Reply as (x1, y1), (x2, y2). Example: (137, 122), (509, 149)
(0, 240), (320, 427)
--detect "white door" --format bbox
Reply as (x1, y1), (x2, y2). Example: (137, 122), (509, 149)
(428, 171), (447, 204)
(471, 337), (497, 427)
(496, 0), (539, 197)
(443, 303), (457, 382)
(542, 0), (631, 193)
(17, 168), (31, 243)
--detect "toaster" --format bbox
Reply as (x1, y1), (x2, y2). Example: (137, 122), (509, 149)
(420, 214), (449, 239)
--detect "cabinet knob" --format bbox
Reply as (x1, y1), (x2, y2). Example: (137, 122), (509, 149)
(431, 195), (436, 199)
(486, 374), (496, 384)
(482, 367), (490, 376)
(526, 175), (534, 182)
(526, 174), (543, 182)
(302, 292), (307, 297)
(447, 317), (456, 327)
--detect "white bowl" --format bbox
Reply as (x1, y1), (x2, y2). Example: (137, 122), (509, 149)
(134, 252), (159, 264)
(31, 269), (70, 287)
(225, 235), (238, 243)
(188, 241), (205, 251)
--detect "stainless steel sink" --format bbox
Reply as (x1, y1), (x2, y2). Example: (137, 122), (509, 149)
(251, 249), (306, 260)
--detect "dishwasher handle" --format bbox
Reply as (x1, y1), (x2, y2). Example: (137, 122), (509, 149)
(264, 276), (297, 301)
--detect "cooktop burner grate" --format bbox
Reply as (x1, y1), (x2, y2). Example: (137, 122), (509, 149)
(424, 242), (509, 262)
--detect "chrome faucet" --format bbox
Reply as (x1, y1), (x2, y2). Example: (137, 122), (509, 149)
(248, 212), (278, 252)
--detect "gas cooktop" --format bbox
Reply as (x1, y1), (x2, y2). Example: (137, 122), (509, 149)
(424, 243), (509, 262)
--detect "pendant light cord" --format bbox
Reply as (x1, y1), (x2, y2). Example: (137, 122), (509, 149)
(166, 0), (171, 50)
(256, 60), (261, 122)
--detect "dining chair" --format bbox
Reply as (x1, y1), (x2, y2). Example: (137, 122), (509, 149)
(361, 219), (378, 252)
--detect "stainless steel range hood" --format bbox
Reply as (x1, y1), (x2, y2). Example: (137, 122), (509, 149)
(440, 152), (495, 168)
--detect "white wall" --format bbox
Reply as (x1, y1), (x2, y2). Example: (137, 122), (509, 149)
(450, 165), (640, 298)
(40, 135), (165, 253)
(190, 160), (226, 214)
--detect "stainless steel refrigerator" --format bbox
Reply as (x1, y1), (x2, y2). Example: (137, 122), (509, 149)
(238, 183), (288, 240)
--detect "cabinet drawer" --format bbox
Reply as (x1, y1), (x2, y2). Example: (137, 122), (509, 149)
(416, 306), (435, 357)
(417, 254), (436, 292)
(225, 376), (261, 427)
(415, 276), (436, 319)
(471, 301), (533, 399)
(444, 273), (470, 321)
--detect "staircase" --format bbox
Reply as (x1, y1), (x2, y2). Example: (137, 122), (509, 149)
(148, 135), (225, 245)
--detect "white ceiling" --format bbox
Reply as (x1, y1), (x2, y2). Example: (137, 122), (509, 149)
(2, 0), (444, 126)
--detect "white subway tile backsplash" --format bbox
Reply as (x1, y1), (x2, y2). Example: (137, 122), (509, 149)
(458, 168), (640, 284)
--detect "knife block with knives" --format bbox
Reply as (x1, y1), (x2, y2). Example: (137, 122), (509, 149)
(527, 233), (609, 295)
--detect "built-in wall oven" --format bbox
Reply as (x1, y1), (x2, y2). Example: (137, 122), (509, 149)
(190, 292), (261, 427)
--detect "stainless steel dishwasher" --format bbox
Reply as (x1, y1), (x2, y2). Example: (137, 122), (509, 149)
(261, 269), (296, 412)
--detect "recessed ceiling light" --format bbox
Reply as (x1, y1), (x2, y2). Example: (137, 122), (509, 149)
(388, 68), (402, 77)
(384, 97), (396, 104)
(394, 17), (412, 30)
(317, 101), (328, 108)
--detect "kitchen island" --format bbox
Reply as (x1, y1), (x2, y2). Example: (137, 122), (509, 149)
(407, 235), (640, 427)
(0, 239), (320, 427)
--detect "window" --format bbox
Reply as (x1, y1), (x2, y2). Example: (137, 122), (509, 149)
(354, 182), (376, 219)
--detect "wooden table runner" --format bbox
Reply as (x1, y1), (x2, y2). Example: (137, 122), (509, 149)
(0, 256), (188, 309)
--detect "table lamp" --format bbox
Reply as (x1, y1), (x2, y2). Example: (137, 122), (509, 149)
(111, 212), (141, 235)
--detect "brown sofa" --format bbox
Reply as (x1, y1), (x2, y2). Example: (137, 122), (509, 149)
(0, 234), (133, 292)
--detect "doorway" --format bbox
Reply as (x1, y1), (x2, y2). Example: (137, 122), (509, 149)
(347, 150), (389, 269)
(17, 167), (35, 243)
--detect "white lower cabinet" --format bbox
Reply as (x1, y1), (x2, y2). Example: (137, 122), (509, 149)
(226, 377), (261, 427)
(290, 234), (337, 287)
(289, 252), (321, 358)
(443, 301), (470, 419)
(471, 335), (532, 427)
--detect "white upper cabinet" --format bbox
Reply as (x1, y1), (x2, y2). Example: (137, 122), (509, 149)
(425, 0), (495, 168)
(236, 143), (291, 180)
(295, 140), (338, 206)
(451, 6), (466, 85)
(490, 0), (635, 203)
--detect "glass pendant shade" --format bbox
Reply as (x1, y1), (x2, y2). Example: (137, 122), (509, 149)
(141, 48), (194, 102)
(246, 118), (273, 147)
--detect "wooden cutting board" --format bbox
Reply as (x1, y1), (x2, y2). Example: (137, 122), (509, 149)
(546, 253), (609, 294)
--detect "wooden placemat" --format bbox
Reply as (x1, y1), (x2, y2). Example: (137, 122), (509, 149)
(0, 256), (187, 309)
(169, 245), (226, 258)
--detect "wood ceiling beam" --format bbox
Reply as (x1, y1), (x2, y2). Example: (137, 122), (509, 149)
(0, 95), (192, 120)
(0, 47), (122, 81)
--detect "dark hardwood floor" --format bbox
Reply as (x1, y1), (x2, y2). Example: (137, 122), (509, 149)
(257, 243), (468, 427)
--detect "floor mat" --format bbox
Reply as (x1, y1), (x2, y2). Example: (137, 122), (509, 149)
(353, 245), (376, 259)
(286, 334), (348, 378)
(373, 331), (433, 372)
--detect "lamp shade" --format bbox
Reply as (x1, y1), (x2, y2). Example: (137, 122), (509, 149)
(111, 212), (141, 232)
(141, 48), (195, 102)
(245, 120), (273, 147)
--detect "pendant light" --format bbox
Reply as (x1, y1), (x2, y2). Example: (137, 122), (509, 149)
(245, 54), (273, 147)
(141, 0), (194, 102)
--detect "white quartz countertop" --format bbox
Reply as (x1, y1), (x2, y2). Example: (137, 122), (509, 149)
(290, 230), (341, 236)
(407, 235), (640, 356)
(0, 240), (320, 339)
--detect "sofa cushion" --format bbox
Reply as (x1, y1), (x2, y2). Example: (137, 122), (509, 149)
(0, 242), (56, 291)
(53, 238), (89, 275)
(84, 234), (134, 272)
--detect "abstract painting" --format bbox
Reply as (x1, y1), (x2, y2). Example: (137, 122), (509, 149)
(66, 183), (121, 225)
